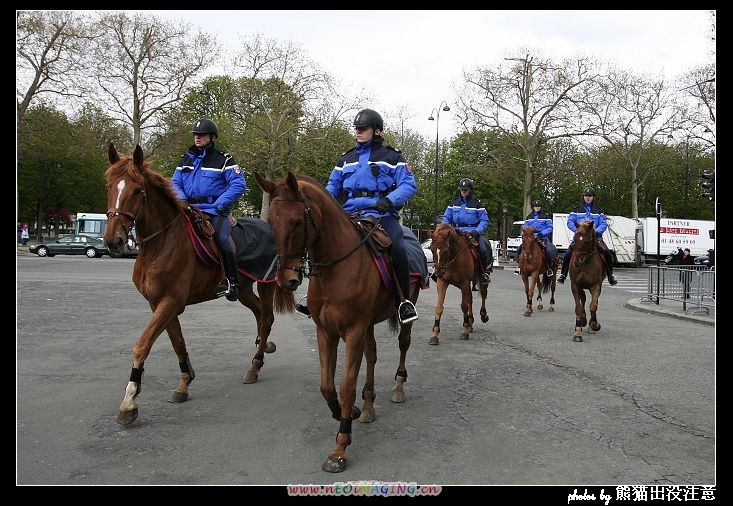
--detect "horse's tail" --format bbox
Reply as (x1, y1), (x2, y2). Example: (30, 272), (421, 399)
(273, 285), (296, 314)
(542, 272), (552, 294)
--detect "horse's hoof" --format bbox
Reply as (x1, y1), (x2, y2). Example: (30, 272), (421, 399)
(538, 305), (544, 311)
(481, 314), (489, 323)
(242, 372), (258, 384)
(168, 391), (188, 403)
(350, 406), (362, 419)
(265, 342), (276, 353)
(429, 337), (439, 345)
(117, 408), (139, 425)
(573, 336), (583, 342)
(358, 408), (376, 423)
(591, 322), (601, 332)
(322, 456), (346, 473)
(459, 333), (469, 340)
(548, 307), (555, 312)
(391, 389), (405, 403)
(524, 311), (532, 317)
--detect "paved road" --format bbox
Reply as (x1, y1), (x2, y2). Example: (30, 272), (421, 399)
(16, 254), (715, 486)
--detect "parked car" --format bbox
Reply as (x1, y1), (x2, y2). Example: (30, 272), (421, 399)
(29, 234), (110, 258)
(421, 239), (433, 264)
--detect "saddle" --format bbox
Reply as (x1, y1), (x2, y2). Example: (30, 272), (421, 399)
(354, 216), (392, 252)
(184, 205), (216, 241)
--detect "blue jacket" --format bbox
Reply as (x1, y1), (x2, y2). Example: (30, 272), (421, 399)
(567, 202), (608, 243)
(171, 143), (246, 215)
(442, 193), (489, 234)
(325, 136), (417, 218)
(522, 210), (553, 241)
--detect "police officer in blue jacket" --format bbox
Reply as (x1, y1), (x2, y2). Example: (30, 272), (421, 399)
(171, 118), (246, 301)
(557, 187), (618, 285)
(325, 109), (419, 324)
(514, 200), (559, 276)
(442, 178), (492, 285)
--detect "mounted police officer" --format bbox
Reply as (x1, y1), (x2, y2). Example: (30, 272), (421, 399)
(442, 178), (492, 285)
(514, 200), (559, 277)
(325, 109), (419, 324)
(171, 118), (246, 301)
(557, 187), (618, 286)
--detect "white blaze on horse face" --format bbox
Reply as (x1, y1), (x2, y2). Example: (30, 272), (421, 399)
(115, 179), (126, 208)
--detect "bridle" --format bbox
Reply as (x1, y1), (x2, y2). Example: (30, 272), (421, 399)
(106, 180), (181, 246)
(571, 228), (597, 268)
(432, 230), (472, 277)
(521, 235), (539, 264)
(271, 188), (374, 278)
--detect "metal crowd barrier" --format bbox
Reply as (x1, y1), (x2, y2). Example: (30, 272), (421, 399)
(640, 265), (715, 315)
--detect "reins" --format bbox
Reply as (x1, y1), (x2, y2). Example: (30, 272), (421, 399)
(272, 190), (375, 278)
(434, 230), (473, 277)
(107, 185), (182, 246)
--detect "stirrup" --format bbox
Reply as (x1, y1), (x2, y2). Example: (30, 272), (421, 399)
(546, 269), (554, 277)
(398, 300), (418, 324)
(217, 279), (238, 301)
(481, 272), (491, 284)
(295, 295), (311, 318)
(557, 273), (566, 284)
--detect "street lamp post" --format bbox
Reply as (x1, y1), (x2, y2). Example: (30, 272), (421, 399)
(428, 101), (450, 229)
(501, 202), (509, 261)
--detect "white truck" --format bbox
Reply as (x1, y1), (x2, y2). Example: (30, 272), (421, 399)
(636, 217), (715, 264)
(506, 213), (639, 266)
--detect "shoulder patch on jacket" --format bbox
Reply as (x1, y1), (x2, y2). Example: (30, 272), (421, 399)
(341, 147), (356, 156)
(384, 144), (402, 153)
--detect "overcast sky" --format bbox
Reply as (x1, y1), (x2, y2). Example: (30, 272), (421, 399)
(141, 10), (714, 141)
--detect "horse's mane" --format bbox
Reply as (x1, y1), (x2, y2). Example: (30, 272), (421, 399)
(279, 173), (350, 218)
(105, 151), (185, 211)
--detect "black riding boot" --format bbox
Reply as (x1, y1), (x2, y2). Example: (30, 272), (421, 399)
(217, 250), (239, 301)
(394, 260), (417, 324)
(557, 251), (571, 284)
(604, 249), (618, 285)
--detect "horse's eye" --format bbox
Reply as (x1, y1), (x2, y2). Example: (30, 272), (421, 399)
(133, 188), (142, 196)
(294, 219), (303, 228)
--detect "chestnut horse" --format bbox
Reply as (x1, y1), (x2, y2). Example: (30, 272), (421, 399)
(518, 225), (557, 317)
(103, 144), (294, 425)
(568, 219), (605, 342)
(255, 171), (426, 473)
(427, 223), (489, 345)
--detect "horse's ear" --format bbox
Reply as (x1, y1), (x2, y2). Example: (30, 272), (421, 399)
(108, 143), (119, 164)
(254, 172), (275, 195)
(285, 172), (299, 193)
(133, 145), (144, 168)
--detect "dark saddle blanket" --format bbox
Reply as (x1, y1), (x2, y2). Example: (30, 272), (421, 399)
(186, 213), (277, 283)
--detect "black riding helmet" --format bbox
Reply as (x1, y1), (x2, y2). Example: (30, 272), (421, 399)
(191, 118), (219, 138)
(583, 187), (596, 196)
(458, 178), (473, 190)
(353, 109), (384, 131)
(532, 200), (542, 207)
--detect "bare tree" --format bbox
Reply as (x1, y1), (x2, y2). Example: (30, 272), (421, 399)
(581, 68), (679, 219)
(230, 34), (365, 217)
(87, 11), (217, 148)
(456, 48), (600, 216)
(16, 11), (94, 120)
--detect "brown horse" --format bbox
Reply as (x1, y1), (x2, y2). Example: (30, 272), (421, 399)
(568, 219), (605, 342)
(427, 223), (489, 345)
(103, 144), (294, 425)
(255, 171), (425, 473)
(518, 225), (557, 317)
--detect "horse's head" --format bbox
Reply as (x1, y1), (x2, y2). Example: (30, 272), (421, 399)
(104, 143), (182, 255)
(427, 224), (457, 278)
(256, 171), (321, 291)
(572, 219), (597, 255)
